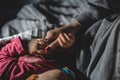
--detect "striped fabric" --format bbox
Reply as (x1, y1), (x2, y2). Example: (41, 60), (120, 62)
(0, 0), (88, 46)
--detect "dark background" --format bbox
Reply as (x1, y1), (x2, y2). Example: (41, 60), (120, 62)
(0, 0), (41, 29)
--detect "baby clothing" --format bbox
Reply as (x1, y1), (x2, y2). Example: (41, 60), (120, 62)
(0, 37), (61, 80)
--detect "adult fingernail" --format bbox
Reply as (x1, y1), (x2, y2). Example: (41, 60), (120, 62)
(45, 47), (51, 52)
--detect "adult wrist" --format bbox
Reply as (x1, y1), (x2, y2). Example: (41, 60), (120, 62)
(59, 20), (80, 35)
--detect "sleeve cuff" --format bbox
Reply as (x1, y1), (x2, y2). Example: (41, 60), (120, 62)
(73, 11), (97, 28)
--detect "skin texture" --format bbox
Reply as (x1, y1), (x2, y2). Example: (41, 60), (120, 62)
(45, 20), (80, 50)
(26, 69), (68, 80)
(28, 38), (49, 56)
(28, 32), (75, 56)
(57, 33), (75, 48)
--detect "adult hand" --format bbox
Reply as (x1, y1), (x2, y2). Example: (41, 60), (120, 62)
(45, 20), (80, 52)
(26, 69), (68, 80)
(57, 33), (75, 48)
(45, 28), (61, 52)
(45, 31), (75, 52)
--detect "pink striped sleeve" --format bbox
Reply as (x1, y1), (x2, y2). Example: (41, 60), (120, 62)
(0, 37), (25, 56)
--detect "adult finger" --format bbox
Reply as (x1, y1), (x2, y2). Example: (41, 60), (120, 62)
(57, 36), (68, 48)
(63, 33), (72, 43)
(45, 39), (59, 52)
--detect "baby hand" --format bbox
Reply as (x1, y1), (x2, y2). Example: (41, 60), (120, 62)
(28, 38), (48, 56)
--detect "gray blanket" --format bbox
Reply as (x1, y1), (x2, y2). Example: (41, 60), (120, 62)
(0, 0), (88, 45)
(76, 14), (120, 80)
(0, 0), (120, 80)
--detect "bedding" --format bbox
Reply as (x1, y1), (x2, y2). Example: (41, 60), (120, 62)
(0, 0), (88, 45)
(0, 0), (120, 80)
